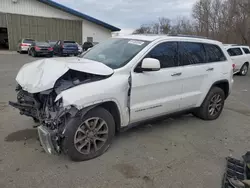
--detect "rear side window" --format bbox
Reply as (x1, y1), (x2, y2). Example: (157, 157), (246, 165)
(243, 48), (250, 54)
(64, 41), (76, 44)
(146, 42), (178, 68)
(204, 44), (226, 62)
(227, 48), (243, 56)
(179, 42), (206, 66)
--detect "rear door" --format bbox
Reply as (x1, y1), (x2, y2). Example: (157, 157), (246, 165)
(178, 42), (209, 109)
(227, 48), (245, 72)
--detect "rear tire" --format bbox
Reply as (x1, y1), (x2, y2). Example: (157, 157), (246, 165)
(62, 107), (115, 161)
(239, 63), (249, 76)
(193, 87), (225, 120)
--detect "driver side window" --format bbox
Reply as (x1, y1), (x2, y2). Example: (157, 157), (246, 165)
(146, 42), (178, 68)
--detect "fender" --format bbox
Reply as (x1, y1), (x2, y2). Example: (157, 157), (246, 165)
(199, 79), (230, 106)
(55, 73), (130, 128)
(209, 79), (230, 98)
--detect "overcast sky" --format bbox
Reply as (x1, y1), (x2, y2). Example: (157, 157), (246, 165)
(55, 0), (197, 34)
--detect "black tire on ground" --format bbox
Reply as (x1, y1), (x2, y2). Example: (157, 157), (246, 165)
(59, 50), (63, 57)
(62, 107), (115, 161)
(31, 50), (36, 57)
(33, 117), (39, 123)
(193, 87), (225, 120)
(239, 63), (249, 76)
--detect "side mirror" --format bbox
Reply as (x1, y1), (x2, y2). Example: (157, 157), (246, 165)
(137, 58), (160, 72)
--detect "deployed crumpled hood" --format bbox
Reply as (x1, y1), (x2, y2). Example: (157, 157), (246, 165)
(16, 57), (113, 93)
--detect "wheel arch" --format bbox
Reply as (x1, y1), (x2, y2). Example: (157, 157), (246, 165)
(77, 101), (122, 133)
(210, 79), (229, 99)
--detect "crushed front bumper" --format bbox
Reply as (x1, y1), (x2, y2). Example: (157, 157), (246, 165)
(37, 126), (59, 155)
(9, 101), (38, 118)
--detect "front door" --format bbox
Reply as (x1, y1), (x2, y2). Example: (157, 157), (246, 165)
(54, 41), (60, 54)
(130, 42), (183, 123)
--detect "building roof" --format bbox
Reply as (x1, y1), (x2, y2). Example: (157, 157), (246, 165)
(37, 0), (121, 32)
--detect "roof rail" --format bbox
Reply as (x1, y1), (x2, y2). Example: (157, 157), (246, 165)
(231, 44), (246, 46)
(224, 44), (249, 47)
(168, 34), (208, 39)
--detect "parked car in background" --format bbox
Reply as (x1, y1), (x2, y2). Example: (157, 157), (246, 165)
(17, 38), (35, 53)
(28, 41), (53, 57)
(46, 40), (57, 48)
(10, 35), (234, 161)
(76, 42), (83, 54)
(82, 42), (93, 51)
(53, 40), (79, 56)
(224, 44), (250, 76)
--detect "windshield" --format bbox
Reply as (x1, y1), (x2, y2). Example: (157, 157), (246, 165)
(49, 41), (57, 45)
(36, 42), (49, 46)
(64, 41), (76, 44)
(23, 39), (34, 44)
(82, 38), (150, 69)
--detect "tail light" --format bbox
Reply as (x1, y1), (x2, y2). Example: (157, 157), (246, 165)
(35, 46), (41, 51)
(232, 64), (236, 69)
(20, 43), (28, 46)
(48, 47), (53, 51)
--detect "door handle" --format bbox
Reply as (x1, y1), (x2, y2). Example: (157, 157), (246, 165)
(171, 72), (182, 76)
(206, 68), (214, 71)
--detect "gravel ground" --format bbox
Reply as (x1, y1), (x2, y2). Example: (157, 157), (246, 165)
(1, 54), (250, 188)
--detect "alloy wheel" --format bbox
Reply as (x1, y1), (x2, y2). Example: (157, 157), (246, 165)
(74, 117), (109, 155)
(208, 94), (223, 116)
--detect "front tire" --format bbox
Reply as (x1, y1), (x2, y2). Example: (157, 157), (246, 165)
(193, 87), (225, 120)
(239, 63), (249, 76)
(62, 107), (115, 161)
(31, 50), (36, 57)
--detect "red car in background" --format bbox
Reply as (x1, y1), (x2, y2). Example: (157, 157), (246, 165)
(28, 41), (54, 57)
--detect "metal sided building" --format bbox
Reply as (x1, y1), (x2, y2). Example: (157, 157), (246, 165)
(0, 0), (120, 50)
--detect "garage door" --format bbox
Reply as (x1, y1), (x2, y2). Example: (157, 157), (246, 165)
(0, 13), (7, 28)
(6, 13), (82, 50)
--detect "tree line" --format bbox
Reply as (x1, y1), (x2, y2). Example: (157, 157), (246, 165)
(133, 0), (250, 45)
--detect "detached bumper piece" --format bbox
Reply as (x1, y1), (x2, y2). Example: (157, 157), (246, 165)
(9, 101), (38, 118)
(222, 156), (250, 188)
(37, 126), (59, 155)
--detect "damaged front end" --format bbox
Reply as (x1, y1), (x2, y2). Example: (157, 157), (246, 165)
(9, 59), (112, 155)
(9, 85), (72, 154)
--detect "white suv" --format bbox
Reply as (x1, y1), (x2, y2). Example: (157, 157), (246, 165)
(225, 44), (250, 76)
(10, 35), (234, 161)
